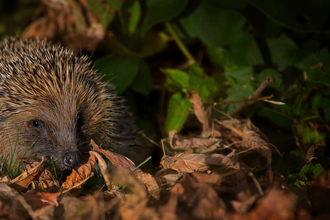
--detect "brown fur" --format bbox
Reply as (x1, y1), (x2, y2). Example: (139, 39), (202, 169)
(0, 38), (149, 171)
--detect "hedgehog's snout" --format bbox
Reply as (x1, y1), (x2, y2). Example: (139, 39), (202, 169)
(63, 151), (80, 168)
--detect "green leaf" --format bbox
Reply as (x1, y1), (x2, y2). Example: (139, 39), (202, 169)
(130, 59), (152, 95)
(188, 63), (220, 103)
(311, 94), (330, 123)
(250, 0), (330, 32)
(267, 35), (299, 71)
(290, 150), (306, 161)
(94, 54), (140, 95)
(180, 0), (246, 47)
(296, 124), (325, 146)
(127, 0), (141, 34)
(225, 67), (254, 84)
(165, 93), (192, 132)
(163, 69), (189, 91)
(141, 0), (188, 32)
(287, 173), (308, 182)
(208, 46), (233, 69)
(301, 163), (325, 176)
(208, 32), (264, 69)
(87, 0), (124, 29)
(255, 69), (282, 90)
(306, 66), (330, 86)
(230, 32), (264, 66)
(292, 41), (323, 70)
(223, 84), (254, 114)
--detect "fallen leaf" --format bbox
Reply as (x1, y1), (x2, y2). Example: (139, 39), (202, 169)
(61, 153), (97, 195)
(160, 153), (238, 173)
(24, 192), (61, 210)
(22, 0), (105, 52)
(189, 91), (211, 135)
(9, 157), (44, 192)
(91, 139), (136, 171)
(167, 130), (221, 154)
(227, 188), (297, 220)
(0, 183), (37, 220)
(91, 140), (160, 198)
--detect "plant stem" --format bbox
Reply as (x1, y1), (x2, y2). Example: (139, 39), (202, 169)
(230, 76), (274, 117)
(165, 22), (195, 65)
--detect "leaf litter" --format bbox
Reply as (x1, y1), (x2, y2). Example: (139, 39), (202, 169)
(0, 91), (328, 219)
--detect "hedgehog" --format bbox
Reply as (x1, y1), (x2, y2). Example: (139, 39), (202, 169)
(0, 37), (149, 172)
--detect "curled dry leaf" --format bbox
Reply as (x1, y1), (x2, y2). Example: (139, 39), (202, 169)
(8, 157), (45, 192)
(0, 183), (38, 220)
(37, 168), (59, 191)
(161, 173), (226, 219)
(158, 184), (180, 220)
(111, 169), (159, 220)
(154, 169), (186, 188)
(0, 175), (11, 183)
(217, 119), (279, 161)
(57, 193), (104, 220)
(160, 152), (238, 173)
(23, 191), (61, 211)
(90, 140), (160, 198)
(89, 151), (114, 190)
(91, 139), (136, 171)
(61, 153), (97, 192)
(227, 189), (297, 220)
(22, 0), (105, 52)
(167, 130), (221, 154)
(189, 91), (211, 135)
(217, 119), (278, 183)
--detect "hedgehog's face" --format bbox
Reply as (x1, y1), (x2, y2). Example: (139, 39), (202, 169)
(0, 82), (115, 172)
(0, 102), (96, 171)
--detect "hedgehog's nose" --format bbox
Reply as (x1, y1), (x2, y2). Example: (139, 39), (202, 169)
(63, 151), (80, 168)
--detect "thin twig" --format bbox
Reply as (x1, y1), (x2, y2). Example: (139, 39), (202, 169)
(165, 22), (195, 65)
(61, 172), (94, 194)
(214, 95), (273, 106)
(230, 77), (274, 117)
(249, 171), (264, 196)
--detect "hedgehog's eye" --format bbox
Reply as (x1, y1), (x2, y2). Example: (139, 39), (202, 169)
(32, 120), (41, 128)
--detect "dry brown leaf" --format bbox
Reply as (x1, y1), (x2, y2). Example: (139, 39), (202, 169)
(91, 140), (160, 198)
(161, 173), (226, 219)
(110, 169), (159, 220)
(160, 153), (238, 173)
(167, 130), (221, 154)
(154, 169), (186, 188)
(56, 193), (105, 220)
(0, 183), (38, 220)
(91, 139), (136, 171)
(189, 91), (211, 134)
(89, 151), (114, 190)
(227, 189), (297, 220)
(61, 153), (97, 194)
(0, 175), (11, 183)
(158, 184), (180, 220)
(217, 119), (278, 184)
(22, 16), (57, 41)
(134, 172), (160, 199)
(190, 172), (223, 185)
(22, 0), (105, 52)
(24, 192), (61, 211)
(9, 157), (44, 192)
(37, 168), (58, 191)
